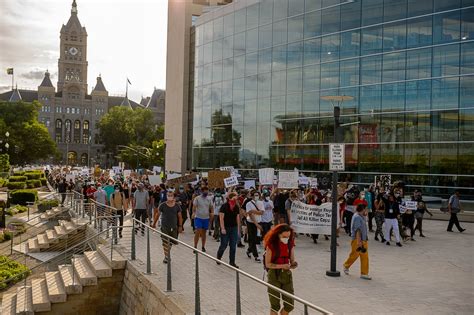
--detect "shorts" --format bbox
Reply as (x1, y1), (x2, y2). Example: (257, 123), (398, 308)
(161, 227), (178, 245)
(194, 218), (210, 230)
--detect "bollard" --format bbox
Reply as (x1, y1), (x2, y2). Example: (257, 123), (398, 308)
(131, 220), (136, 260)
(195, 252), (201, 315)
(236, 271), (241, 315)
(146, 226), (151, 274)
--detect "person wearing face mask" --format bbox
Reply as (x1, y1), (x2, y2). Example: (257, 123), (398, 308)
(246, 191), (265, 262)
(264, 224), (297, 315)
(176, 185), (189, 231)
(383, 194), (402, 247)
(192, 186), (214, 252)
(261, 192), (274, 239)
(284, 191), (298, 225)
(412, 190), (432, 237)
(110, 184), (126, 238)
(132, 183), (150, 236)
(216, 192), (241, 268)
(343, 204), (371, 280)
(212, 191), (225, 241)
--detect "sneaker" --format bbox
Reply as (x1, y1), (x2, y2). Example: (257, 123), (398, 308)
(360, 275), (372, 280)
(163, 258), (168, 264)
(343, 267), (349, 275)
(237, 243), (245, 248)
(374, 236), (379, 241)
(396, 242), (402, 247)
(381, 238), (386, 243)
(410, 237), (416, 241)
(254, 257), (261, 263)
(230, 263), (239, 269)
(386, 241), (390, 246)
(420, 234), (426, 238)
(246, 251), (251, 258)
(202, 247), (206, 253)
(447, 230), (453, 232)
(460, 228), (466, 233)
(216, 259), (221, 265)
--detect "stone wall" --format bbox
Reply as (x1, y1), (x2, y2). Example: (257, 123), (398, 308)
(119, 262), (186, 315)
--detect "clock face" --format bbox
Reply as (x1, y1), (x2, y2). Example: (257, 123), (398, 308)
(69, 47), (78, 56)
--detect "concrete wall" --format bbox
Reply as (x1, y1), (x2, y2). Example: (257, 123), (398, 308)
(119, 262), (185, 315)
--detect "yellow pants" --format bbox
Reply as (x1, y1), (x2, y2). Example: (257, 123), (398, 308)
(343, 240), (369, 275)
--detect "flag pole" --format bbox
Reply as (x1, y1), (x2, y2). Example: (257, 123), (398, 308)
(126, 78), (128, 97)
(12, 71), (14, 91)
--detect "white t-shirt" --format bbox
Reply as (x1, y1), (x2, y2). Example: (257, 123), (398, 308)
(261, 199), (274, 223)
(246, 199), (264, 223)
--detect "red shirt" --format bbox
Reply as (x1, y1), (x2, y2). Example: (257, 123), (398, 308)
(353, 199), (368, 207)
(269, 239), (295, 265)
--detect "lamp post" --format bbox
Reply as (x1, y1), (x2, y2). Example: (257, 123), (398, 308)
(1, 131), (10, 229)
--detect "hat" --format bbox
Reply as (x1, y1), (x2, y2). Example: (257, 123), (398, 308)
(138, 183), (145, 188)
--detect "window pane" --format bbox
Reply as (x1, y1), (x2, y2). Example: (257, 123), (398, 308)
(384, 0), (407, 22)
(258, 48), (272, 73)
(362, 26), (383, 55)
(203, 63), (212, 85)
(259, 24), (273, 49)
(407, 0), (433, 17)
(321, 34), (340, 62)
(212, 61), (222, 83)
(461, 8), (474, 40)
(288, 15), (304, 43)
(407, 16), (433, 48)
(432, 77), (459, 110)
(382, 51), (406, 82)
(234, 32), (246, 56)
(434, 0), (461, 12)
(303, 91), (319, 113)
(245, 76), (258, 100)
(273, 20), (288, 46)
(247, 4), (259, 30)
(406, 80), (431, 111)
(274, 0), (288, 20)
(406, 48), (432, 79)
(460, 75), (474, 109)
(382, 82), (405, 111)
(214, 17), (223, 40)
(246, 28), (258, 53)
(223, 58), (233, 81)
(287, 42), (303, 68)
(341, 0), (361, 31)
(258, 73), (272, 98)
(320, 62), (339, 90)
(272, 45), (287, 71)
(433, 11), (461, 44)
(304, 10), (321, 38)
(260, 0), (273, 26)
(340, 29), (360, 59)
(432, 44), (460, 77)
(362, 0), (383, 26)
(359, 84), (381, 112)
(287, 67), (303, 93)
(272, 70), (287, 96)
(461, 42), (474, 74)
(204, 22), (213, 44)
(361, 55), (382, 84)
(204, 43), (212, 64)
(245, 52), (258, 76)
(223, 36), (233, 59)
(303, 64), (320, 92)
(233, 55), (245, 79)
(224, 13), (234, 37)
(321, 6), (340, 34)
(304, 38), (321, 65)
(340, 59), (359, 87)
(222, 80), (233, 103)
(305, 0), (322, 11)
(289, 0), (304, 17)
(212, 39), (222, 62)
(383, 21), (407, 52)
(233, 79), (245, 102)
(235, 9), (246, 33)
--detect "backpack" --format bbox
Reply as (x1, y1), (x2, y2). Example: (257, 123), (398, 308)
(263, 241), (293, 272)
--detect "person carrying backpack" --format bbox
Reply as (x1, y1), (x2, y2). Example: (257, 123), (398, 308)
(263, 224), (297, 315)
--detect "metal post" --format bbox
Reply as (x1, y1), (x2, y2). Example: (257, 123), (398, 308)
(113, 216), (118, 245)
(10, 233), (13, 255)
(304, 304), (309, 315)
(195, 252), (201, 315)
(110, 228), (114, 263)
(166, 237), (172, 292)
(146, 226), (151, 274)
(236, 271), (241, 315)
(131, 220), (136, 260)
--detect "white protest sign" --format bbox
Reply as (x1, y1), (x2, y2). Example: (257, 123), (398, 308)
(346, 205), (356, 213)
(405, 201), (417, 210)
(153, 166), (162, 175)
(224, 176), (239, 188)
(278, 171), (299, 189)
(329, 143), (345, 171)
(65, 174), (75, 182)
(310, 178), (318, 188)
(220, 166), (235, 173)
(112, 166), (121, 174)
(290, 201), (332, 234)
(81, 168), (89, 176)
(167, 173), (181, 180)
(298, 176), (309, 186)
(148, 175), (162, 186)
(201, 172), (209, 178)
(259, 168), (274, 185)
(244, 180), (256, 190)
(123, 170), (131, 178)
(109, 170), (115, 178)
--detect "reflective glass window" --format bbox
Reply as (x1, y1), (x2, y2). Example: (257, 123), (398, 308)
(288, 42), (303, 68)
(223, 36), (233, 59)
(203, 63), (212, 85)
(274, 0), (288, 20)
(196, 26), (203, 46)
(304, 10), (321, 38)
(272, 70), (287, 97)
(340, 29), (360, 59)
(408, 0), (433, 17)
(288, 15), (304, 43)
(406, 80), (431, 111)
(273, 20), (288, 46)
(212, 61), (222, 83)
(235, 9), (247, 33)
(406, 48), (432, 79)
(204, 22), (213, 44)
(361, 55), (382, 84)
(460, 75), (474, 109)
(359, 84), (381, 112)
(287, 67), (303, 93)
(259, 24), (273, 49)
(258, 73), (272, 98)
(233, 78), (245, 102)
(272, 45), (287, 71)
(362, 26), (383, 55)
(246, 52), (258, 76)
(432, 77), (459, 109)
(223, 58), (233, 81)
(195, 66), (203, 87)
(222, 80), (233, 103)
(247, 4), (260, 30)
(305, 0), (322, 11)
(245, 76), (258, 100)
(383, 21), (407, 52)
(214, 17), (224, 40)
(224, 13), (234, 37)
(382, 82), (406, 111)
(302, 91), (319, 114)
(211, 82), (222, 106)
(271, 95), (286, 120)
(383, 51), (406, 82)
(340, 59), (359, 87)
(320, 61), (339, 90)
(362, 0), (383, 26)
(258, 48), (272, 73)
(304, 38), (321, 65)
(461, 8), (474, 41)
(384, 0), (407, 22)
(196, 46), (203, 66)
(321, 6), (340, 34)
(203, 86), (212, 107)
(434, 11), (461, 44)
(321, 34), (340, 62)
(260, 0), (273, 26)
(233, 100), (245, 125)
(233, 55), (245, 79)
(461, 42), (474, 74)
(286, 93), (302, 116)
(257, 98), (271, 123)
(303, 64), (320, 92)
(341, 0), (361, 31)
(434, 0), (461, 12)
(204, 43), (212, 64)
(407, 16), (433, 48)
(432, 44), (460, 77)
(212, 39), (222, 62)
(246, 28), (259, 53)
(234, 32), (246, 56)
(289, 0), (304, 16)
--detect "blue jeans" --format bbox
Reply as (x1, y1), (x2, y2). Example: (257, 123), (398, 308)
(217, 226), (238, 265)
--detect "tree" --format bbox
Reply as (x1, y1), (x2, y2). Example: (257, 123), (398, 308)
(98, 106), (164, 168)
(0, 101), (58, 165)
(0, 154), (9, 172)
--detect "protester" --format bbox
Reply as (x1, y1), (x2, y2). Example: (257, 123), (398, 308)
(261, 192), (274, 239)
(110, 184), (126, 238)
(57, 178), (68, 205)
(412, 190), (432, 237)
(211, 191), (225, 240)
(216, 192), (241, 268)
(343, 204), (371, 280)
(374, 193), (386, 242)
(133, 183), (149, 235)
(246, 191), (264, 262)
(284, 191), (297, 225)
(383, 194), (402, 247)
(447, 190), (466, 233)
(264, 224), (297, 315)
(177, 185), (190, 231)
(192, 186), (213, 252)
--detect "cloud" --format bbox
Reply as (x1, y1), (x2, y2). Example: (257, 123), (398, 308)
(20, 69), (46, 80)
(0, 86), (11, 93)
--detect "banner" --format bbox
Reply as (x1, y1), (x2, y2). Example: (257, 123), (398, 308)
(224, 176), (239, 188)
(290, 201), (332, 234)
(244, 180), (256, 190)
(259, 168), (274, 185)
(167, 173), (181, 180)
(278, 171), (299, 189)
(148, 175), (162, 186)
(167, 173), (198, 188)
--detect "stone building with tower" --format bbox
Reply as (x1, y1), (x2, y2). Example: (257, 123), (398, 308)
(0, 0), (165, 166)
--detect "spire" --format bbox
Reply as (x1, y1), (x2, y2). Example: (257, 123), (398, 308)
(92, 75), (107, 92)
(39, 70), (54, 88)
(9, 85), (22, 102)
(121, 95), (133, 110)
(71, 0), (78, 14)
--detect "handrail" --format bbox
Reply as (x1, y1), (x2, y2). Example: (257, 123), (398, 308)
(130, 218), (333, 314)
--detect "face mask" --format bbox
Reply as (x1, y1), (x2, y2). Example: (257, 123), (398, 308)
(115, 189), (119, 193)
(202, 192), (208, 197)
(167, 196), (174, 201)
(395, 193), (400, 197)
(280, 237), (289, 245)
(179, 189), (184, 193)
(265, 197), (270, 201)
(254, 196), (259, 201)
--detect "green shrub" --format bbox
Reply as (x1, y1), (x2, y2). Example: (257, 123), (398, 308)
(8, 176), (27, 182)
(13, 171), (25, 176)
(26, 179), (41, 188)
(0, 255), (30, 289)
(40, 178), (47, 186)
(25, 173), (42, 180)
(2, 231), (13, 241)
(9, 189), (38, 205)
(37, 199), (59, 211)
(6, 182), (26, 190)
(13, 205), (28, 213)
(0, 178), (5, 188)
(5, 208), (16, 216)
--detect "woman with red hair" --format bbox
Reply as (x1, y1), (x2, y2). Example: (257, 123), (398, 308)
(264, 224), (298, 315)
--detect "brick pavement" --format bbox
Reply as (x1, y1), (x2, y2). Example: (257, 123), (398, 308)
(115, 216), (472, 315)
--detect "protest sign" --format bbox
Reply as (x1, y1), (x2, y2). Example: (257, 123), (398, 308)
(220, 166), (235, 173)
(244, 180), (256, 190)
(123, 170), (131, 178)
(167, 173), (198, 188)
(208, 170), (230, 189)
(224, 176), (239, 188)
(112, 166), (122, 174)
(278, 171), (299, 189)
(148, 175), (162, 186)
(65, 174), (75, 182)
(167, 173), (181, 180)
(375, 175), (392, 192)
(290, 201), (332, 234)
(309, 178), (318, 188)
(298, 176), (309, 186)
(258, 168), (274, 185)
(153, 166), (162, 175)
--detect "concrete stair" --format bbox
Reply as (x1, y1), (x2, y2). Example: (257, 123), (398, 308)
(39, 207), (66, 221)
(0, 249), (126, 314)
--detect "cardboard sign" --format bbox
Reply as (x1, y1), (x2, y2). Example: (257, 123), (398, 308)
(278, 171), (299, 189)
(167, 173), (198, 188)
(290, 201), (333, 234)
(224, 176), (239, 188)
(309, 178), (318, 188)
(208, 170), (230, 189)
(259, 168), (274, 185)
(244, 180), (256, 190)
(148, 175), (162, 186)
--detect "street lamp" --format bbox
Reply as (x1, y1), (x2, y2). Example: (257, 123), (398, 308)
(321, 95), (354, 278)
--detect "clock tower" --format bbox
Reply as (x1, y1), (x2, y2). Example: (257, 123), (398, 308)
(57, 0), (88, 98)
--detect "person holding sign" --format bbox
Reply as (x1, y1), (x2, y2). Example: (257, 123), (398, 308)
(343, 204), (371, 280)
(246, 191), (265, 262)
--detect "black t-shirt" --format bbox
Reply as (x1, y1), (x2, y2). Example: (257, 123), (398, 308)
(384, 200), (400, 219)
(220, 202), (240, 227)
(274, 193), (288, 214)
(152, 191), (161, 206)
(123, 188), (130, 199)
(158, 202), (181, 229)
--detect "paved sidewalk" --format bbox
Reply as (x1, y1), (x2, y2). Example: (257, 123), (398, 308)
(117, 217), (473, 315)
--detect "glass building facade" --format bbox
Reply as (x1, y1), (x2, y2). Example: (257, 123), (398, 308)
(192, 0), (474, 195)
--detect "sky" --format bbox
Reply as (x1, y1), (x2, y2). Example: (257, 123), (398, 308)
(0, 0), (168, 101)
